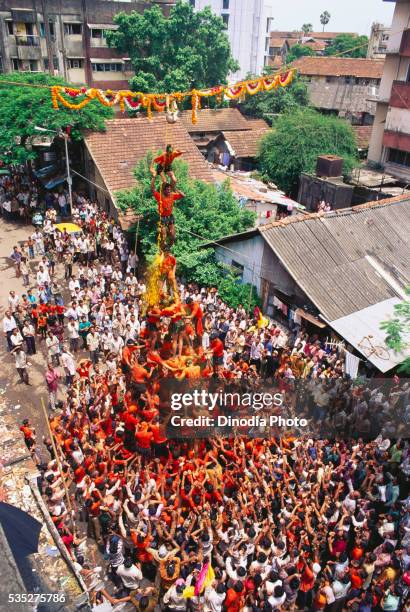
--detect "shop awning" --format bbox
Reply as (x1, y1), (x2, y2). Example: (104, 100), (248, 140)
(295, 308), (326, 328)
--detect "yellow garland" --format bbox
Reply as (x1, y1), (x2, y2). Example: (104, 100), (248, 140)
(50, 69), (295, 122)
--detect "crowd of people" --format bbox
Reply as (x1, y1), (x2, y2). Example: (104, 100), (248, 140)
(2, 190), (410, 611)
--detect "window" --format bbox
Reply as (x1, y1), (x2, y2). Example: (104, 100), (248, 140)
(64, 23), (82, 35)
(91, 28), (103, 39)
(388, 148), (410, 168)
(406, 64), (410, 83)
(43, 57), (49, 70)
(53, 56), (58, 70)
(91, 62), (122, 72)
(222, 0), (229, 9)
(68, 58), (83, 69)
(222, 13), (229, 27)
(40, 21), (55, 39)
(12, 58), (19, 71)
(29, 60), (39, 72)
(231, 260), (244, 279)
(6, 21), (13, 35)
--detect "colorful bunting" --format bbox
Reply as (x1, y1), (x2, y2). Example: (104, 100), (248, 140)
(50, 70), (295, 124)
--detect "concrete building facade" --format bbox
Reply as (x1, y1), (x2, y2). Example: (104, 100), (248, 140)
(368, 0), (410, 183)
(292, 56), (384, 125)
(0, 1), (171, 88)
(188, 0), (274, 80)
(367, 22), (391, 59)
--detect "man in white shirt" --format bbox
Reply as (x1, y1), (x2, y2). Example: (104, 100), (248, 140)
(116, 558), (143, 591)
(13, 346), (29, 385)
(36, 265), (50, 287)
(87, 326), (100, 364)
(204, 585), (226, 612)
(60, 346), (76, 386)
(3, 311), (17, 351)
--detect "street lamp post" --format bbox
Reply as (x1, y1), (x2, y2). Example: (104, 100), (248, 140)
(34, 126), (72, 216)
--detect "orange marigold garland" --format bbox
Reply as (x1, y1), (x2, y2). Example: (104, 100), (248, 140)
(50, 69), (296, 121)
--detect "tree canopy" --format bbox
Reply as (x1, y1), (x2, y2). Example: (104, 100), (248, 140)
(116, 154), (256, 293)
(320, 11), (331, 31)
(239, 74), (310, 123)
(380, 287), (410, 374)
(286, 44), (315, 64)
(301, 24), (313, 35)
(106, 1), (239, 94)
(325, 34), (369, 58)
(258, 108), (358, 194)
(0, 72), (112, 165)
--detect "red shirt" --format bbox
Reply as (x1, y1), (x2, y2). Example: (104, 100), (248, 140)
(135, 429), (153, 449)
(154, 191), (182, 217)
(211, 338), (224, 358)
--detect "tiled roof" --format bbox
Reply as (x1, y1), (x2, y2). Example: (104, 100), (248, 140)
(270, 31), (357, 41)
(353, 125), (373, 150)
(268, 55), (284, 69)
(222, 128), (269, 158)
(270, 37), (288, 48)
(303, 40), (327, 52)
(292, 56), (384, 79)
(244, 117), (270, 130)
(84, 116), (213, 197)
(180, 108), (252, 133)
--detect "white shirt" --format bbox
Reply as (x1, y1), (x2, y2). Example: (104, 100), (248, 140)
(87, 333), (100, 351)
(61, 351), (76, 375)
(10, 331), (23, 347)
(116, 564), (142, 589)
(3, 315), (17, 333)
(204, 587), (225, 612)
(67, 321), (79, 339)
(14, 350), (27, 369)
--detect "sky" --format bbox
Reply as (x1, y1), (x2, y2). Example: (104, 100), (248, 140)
(272, 1), (395, 36)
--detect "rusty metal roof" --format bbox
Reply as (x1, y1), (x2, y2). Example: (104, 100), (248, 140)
(260, 195), (410, 321)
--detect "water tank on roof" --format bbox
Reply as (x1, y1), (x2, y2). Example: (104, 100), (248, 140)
(316, 155), (343, 178)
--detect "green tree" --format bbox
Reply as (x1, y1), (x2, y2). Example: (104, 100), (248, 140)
(320, 11), (331, 32)
(286, 44), (315, 64)
(106, 1), (238, 94)
(325, 34), (369, 58)
(301, 23), (313, 35)
(0, 72), (112, 165)
(116, 154), (255, 288)
(239, 74), (310, 122)
(258, 108), (358, 194)
(380, 288), (410, 374)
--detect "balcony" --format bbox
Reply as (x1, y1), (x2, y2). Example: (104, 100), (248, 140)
(389, 80), (410, 109)
(15, 34), (40, 47)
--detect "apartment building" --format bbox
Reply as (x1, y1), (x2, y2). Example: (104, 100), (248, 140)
(367, 22), (392, 59)
(0, 1), (172, 88)
(368, 0), (410, 182)
(188, 0), (274, 80)
(292, 56), (384, 125)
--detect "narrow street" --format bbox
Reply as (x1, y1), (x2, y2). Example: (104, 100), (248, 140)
(0, 218), (64, 445)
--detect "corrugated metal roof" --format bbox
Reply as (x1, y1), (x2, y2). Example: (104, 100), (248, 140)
(327, 298), (409, 373)
(260, 196), (410, 321)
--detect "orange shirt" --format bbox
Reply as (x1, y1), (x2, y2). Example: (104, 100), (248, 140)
(135, 429), (154, 449)
(154, 191), (182, 217)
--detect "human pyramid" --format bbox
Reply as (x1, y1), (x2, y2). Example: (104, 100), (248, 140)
(11, 156), (409, 610)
